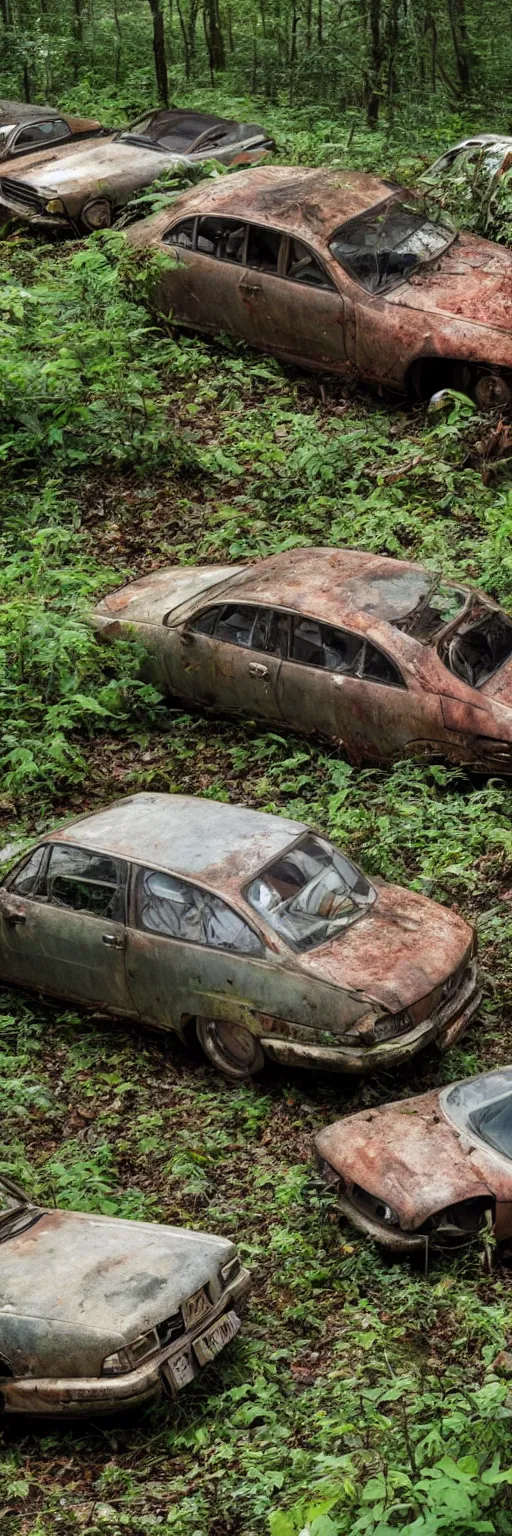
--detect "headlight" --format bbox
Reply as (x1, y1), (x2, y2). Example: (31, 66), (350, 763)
(82, 198), (112, 230)
(220, 1255), (241, 1287)
(45, 197), (65, 214)
(128, 1328), (159, 1365)
(102, 1347), (131, 1376)
(374, 1200), (400, 1226)
(373, 1010), (412, 1043)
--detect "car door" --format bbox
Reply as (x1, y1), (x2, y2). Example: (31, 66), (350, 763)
(238, 229), (350, 368)
(0, 842), (136, 1014)
(164, 602), (285, 719)
(157, 213), (252, 338)
(276, 615), (364, 739)
(328, 640), (444, 762)
(125, 865), (340, 1038)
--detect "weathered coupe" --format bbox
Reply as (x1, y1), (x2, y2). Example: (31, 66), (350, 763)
(125, 163), (512, 406)
(0, 99), (103, 166)
(93, 548), (512, 773)
(0, 792), (480, 1078)
(316, 1066), (512, 1259)
(420, 135), (512, 241)
(0, 1170), (248, 1417)
(0, 107), (274, 233)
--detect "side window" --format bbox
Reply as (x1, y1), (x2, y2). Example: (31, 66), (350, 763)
(189, 606), (220, 637)
(214, 604), (257, 647)
(246, 224), (281, 273)
(196, 216), (246, 263)
(363, 642), (405, 688)
(251, 608), (290, 658)
(9, 845), (48, 897)
(291, 617), (363, 672)
(286, 237), (335, 289)
(164, 216), (195, 249)
(136, 869), (263, 954)
(15, 119), (70, 149)
(44, 846), (128, 921)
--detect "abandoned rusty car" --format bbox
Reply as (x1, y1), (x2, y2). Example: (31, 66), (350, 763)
(0, 99), (104, 166)
(126, 164), (512, 406)
(0, 1171), (249, 1417)
(0, 108), (274, 232)
(0, 792), (480, 1079)
(93, 547), (512, 773)
(316, 1066), (512, 1260)
(420, 135), (512, 238)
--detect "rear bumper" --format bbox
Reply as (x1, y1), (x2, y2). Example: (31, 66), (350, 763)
(1, 1269), (249, 1418)
(262, 962), (481, 1074)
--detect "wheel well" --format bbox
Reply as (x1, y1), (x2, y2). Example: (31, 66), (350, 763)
(407, 355), (511, 402)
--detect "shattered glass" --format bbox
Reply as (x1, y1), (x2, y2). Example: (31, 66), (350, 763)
(245, 833), (375, 952)
(442, 610), (512, 687)
(138, 869), (263, 954)
(330, 199), (454, 293)
(469, 1093), (512, 1160)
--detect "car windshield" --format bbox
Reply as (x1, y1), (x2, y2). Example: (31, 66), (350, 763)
(394, 577), (469, 640)
(468, 1093), (512, 1159)
(439, 608), (512, 687)
(119, 111), (224, 153)
(330, 199), (454, 293)
(244, 833), (375, 952)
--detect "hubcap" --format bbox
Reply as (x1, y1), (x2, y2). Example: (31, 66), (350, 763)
(197, 1017), (264, 1079)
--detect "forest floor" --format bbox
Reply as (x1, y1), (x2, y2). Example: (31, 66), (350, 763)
(1, 96), (512, 1536)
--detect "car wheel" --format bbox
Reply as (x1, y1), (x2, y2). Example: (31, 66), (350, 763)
(196, 1016), (265, 1080)
(472, 370), (512, 410)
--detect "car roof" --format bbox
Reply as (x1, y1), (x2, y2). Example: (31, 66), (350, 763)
(0, 100), (63, 125)
(45, 792), (305, 882)
(166, 164), (397, 239)
(218, 547), (454, 626)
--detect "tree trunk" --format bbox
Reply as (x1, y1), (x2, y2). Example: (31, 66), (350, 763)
(176, 0), (191, 74)
(113, 0), (122, 84)
(365, 0), (382, 127)
(204, 0), (225, 69)
(0, 0), (12, 24)
(447, 0), (471, 94)
(148, 0), (169, 104)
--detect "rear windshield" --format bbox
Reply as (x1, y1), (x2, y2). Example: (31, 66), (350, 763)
(330, 199), (454, 293)
(469, 1094), (512, 1159)
(244, 832), (375, 952)
(119, 111), (225, 153)
(440, 610), (512, 687)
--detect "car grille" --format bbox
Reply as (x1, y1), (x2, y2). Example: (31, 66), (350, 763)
(157, 1310), (186, 1348)
(0, 178), (47, 216)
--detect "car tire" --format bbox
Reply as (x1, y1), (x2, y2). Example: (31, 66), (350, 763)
(410, 357), (512, 409)
(196, 1016), (265, 1080)
(472, 369), (512, 410)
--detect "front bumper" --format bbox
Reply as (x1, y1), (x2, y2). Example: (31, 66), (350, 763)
(1, 1268), (249, 1418)
(261, 960), (481, 1074)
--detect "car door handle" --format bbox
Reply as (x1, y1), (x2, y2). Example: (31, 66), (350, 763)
(102, 933), (124, 949)
(239, 280), (262, 298)
(248, 662), (269, 678)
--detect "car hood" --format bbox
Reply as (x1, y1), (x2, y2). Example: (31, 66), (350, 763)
(298, 880), (473, 1014)
(94, 564), (244, 627)
(316, 1089), (495, 1229)
(387, 232), (512, 335)
(0, 134), (117, 180)
(0, 1208), (235, 1337)
(2, 138), (172, 195)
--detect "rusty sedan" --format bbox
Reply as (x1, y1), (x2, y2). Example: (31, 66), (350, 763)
(0, 107), (274, 233)
(0, 99), (104, 167)
(126, 163), (512, 407)
(0, 1170), (249, 1417)
(316, 1066), (512, 1260)
(0, 792), (480, 1078)
(93, 548), (512, 773)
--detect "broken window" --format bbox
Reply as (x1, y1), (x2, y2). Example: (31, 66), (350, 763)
(214, 604), (257, 646)
(362, 643), (404, 687)
(330, 199), (454, 293)
(441, 610), (512, 687)
(137, 869), (263, 954)
(196, 216), (246, 262)
(190, 604), (290, 656)
(44, 845), (127, 922)
(164, 217), (195, 250)
(189, 606), (220, 637)
(291, 617), (363, 673)
(15, 118), (70, 149)
(469, 1093), (512, 1159)
(246, 224), (281, 273)
(245, 833), (375, 952)
(286, 237), (334, 289)
(395, 579), (468, 641)
(251, 608), (290, 658)
(9, 844), (47, 897)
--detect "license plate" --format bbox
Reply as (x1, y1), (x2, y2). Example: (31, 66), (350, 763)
(182, 1287), (211, 1329)
(193, 1309), (240, 1367)
(162, 1346), (196, 1393)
